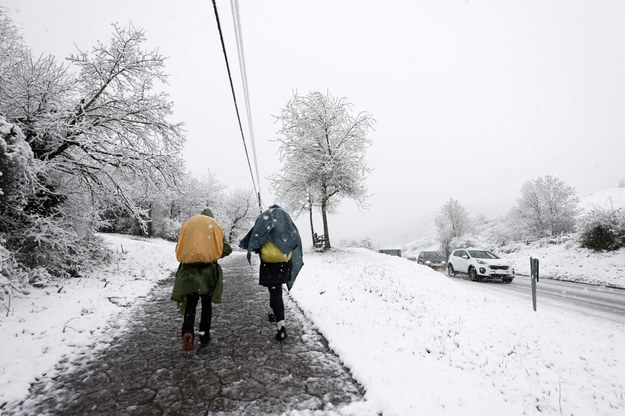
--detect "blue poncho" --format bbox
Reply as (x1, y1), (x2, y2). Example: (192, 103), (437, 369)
(239, 206), (303, 290)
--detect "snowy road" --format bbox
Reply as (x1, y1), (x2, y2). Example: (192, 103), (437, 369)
(443, 272), (625, 324)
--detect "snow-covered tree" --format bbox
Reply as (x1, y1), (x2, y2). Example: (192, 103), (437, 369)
(272, 91), (374, 249)
(0, 10), (24, 97)
(217, 189), (257, 244)
(0, 11), (185, 282)
(0, 117), (37, 293)
(515, 175), (579, 238)
(272, 178), (321, 246)
(435, 198), (472, 258)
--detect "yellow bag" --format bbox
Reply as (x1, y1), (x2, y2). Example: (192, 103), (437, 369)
(260, 241), (292, 263)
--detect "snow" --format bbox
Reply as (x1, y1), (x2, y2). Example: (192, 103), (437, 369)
(499, 237), (625, 288)
(580, 186), (625, 212)
(292, 249), (625, 415)
(492, 187), (625, 288)
(2, 233), (624, 415)
(402, 186), (625, 289)
(0, 234), (178, 405)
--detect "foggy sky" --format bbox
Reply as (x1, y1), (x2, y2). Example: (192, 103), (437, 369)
(3, 0), (624, 246)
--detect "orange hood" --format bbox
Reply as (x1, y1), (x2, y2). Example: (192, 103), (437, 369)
(176, 214), (224, 263)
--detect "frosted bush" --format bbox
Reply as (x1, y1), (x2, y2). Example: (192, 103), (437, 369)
(579, 207), (625, 251)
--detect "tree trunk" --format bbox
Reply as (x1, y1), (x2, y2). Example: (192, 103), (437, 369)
(228, 225), (236, 244)
(146, 204), (153, 237)
(321, 197), (331, 249)
(308, 194), (315, 246)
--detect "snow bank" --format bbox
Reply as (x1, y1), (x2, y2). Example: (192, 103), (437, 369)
(500, 237), (625, 288)
(580, 186), (625, 212)
(0, 234), (178, 405)
(291, 248), (625, 416)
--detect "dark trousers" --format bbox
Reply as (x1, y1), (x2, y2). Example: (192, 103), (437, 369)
(268, 285), (284, 322)
(182, 292), (212, 342)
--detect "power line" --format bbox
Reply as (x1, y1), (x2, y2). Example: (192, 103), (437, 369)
(230, 0), (262, 201)
(211, 0), (262, 212)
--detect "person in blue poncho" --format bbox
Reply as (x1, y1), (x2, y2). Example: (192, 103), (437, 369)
(239, 204), (303, 341)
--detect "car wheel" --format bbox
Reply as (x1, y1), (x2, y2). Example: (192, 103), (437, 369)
(468, 267), (478, 281)
(503, 278), (513, 283)
(447, 263), (456, 277)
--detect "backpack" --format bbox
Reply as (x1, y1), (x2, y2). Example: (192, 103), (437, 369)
(260, 240), (292, 263)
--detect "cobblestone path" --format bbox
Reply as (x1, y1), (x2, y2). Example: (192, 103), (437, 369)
(7, 254), (367, 415)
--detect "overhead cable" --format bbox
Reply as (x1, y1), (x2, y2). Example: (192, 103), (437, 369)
(211, 0), (262, 212)
(230, 0), (262, 203)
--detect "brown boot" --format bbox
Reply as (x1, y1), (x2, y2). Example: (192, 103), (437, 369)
(182, 332), (194, 351)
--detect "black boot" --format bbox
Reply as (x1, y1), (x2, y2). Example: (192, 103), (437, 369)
(275, 326), (287, 341)
(199, 331), (210, 345)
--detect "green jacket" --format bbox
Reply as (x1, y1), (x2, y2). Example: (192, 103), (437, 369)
(171, 209), (232, 313)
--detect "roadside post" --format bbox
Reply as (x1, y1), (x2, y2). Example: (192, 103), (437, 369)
(530, 257), (540, 311)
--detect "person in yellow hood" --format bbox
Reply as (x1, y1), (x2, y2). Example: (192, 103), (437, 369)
(171, 208), (232, 351)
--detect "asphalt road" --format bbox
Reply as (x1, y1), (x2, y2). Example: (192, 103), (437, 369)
(441, 270), (625, 325)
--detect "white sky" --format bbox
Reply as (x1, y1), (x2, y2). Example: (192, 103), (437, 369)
(3, 0), (625, 245)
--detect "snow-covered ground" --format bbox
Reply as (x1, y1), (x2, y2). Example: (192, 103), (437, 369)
(580, 186), (625, 212)
(501, 237), (625, 288)
(2, 233), (624, 415)
(292, 249), (625, 415)
(0, 234), (178, 407)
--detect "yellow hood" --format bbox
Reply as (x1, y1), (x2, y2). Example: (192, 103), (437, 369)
(176, 214), (224, 263)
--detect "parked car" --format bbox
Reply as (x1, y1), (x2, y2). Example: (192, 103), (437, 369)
(447, 248), (514, 283)
(417, 251), (446, 270)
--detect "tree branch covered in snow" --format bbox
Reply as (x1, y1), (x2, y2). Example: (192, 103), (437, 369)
(435, 198), (472, 258)
(0, 11), (186, 288)
(272, 91), (374, 249)
(514, 175), (580, 238)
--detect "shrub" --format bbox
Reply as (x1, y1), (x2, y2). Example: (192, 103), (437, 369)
(579, 207), (625, 251)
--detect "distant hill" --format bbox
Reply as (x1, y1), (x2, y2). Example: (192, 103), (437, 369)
(579, 186), (625, 211)
(400, 186), (625, 259)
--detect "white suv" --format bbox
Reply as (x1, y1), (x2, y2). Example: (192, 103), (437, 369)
(447, 248), (514, 283)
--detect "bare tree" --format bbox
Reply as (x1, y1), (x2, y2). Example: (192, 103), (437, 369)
(435, 198), (471, 258)
(515, 175), (579, 238)
(272, 91), (374, 249)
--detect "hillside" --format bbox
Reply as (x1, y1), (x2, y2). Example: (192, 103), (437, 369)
(401, 186), (625, 288)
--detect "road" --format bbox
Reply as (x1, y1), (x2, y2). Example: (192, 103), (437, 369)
(442, 271), (625, 325)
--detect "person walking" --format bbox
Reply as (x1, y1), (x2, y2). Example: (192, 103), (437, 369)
(171, 208), (232, 351)
(239, 204), (303, 341)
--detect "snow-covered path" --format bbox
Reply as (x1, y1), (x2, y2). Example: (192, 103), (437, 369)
(4, 253), (370, 415)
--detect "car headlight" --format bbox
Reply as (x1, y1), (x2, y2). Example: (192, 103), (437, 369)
(477, 260), (486, 265)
